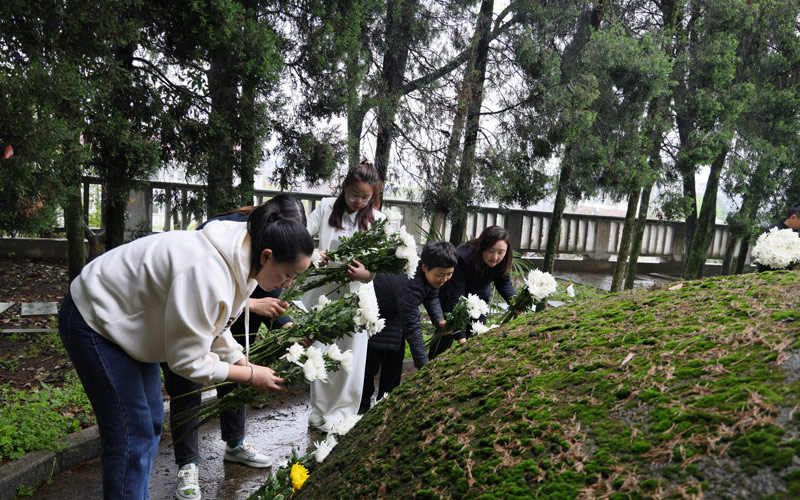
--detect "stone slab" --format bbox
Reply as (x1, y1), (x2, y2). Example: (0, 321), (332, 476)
(0, 328), (58, 335)
(20, 302), (57, 316)
(0, 302), (12, 315)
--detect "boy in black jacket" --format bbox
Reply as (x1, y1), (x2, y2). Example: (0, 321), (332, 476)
(359, 241), (458, 413)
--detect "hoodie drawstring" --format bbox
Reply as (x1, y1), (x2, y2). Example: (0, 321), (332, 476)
(244, 301), (251, 367)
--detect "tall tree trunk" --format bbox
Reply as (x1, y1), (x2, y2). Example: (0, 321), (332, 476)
(541, 3), (604, 272)
(206, 53), (238, 216)
(346, 43), (366, 167)
(624, 183), (653, 289)
(64, 183), (85, 281)
(610, 190), (639, 292)
(734, 239), (750, 274)
(373, 0), (417, 183)
(542, 158), (572, 274)
(347, 105), (366, 168)
(238, 76), (258, 208)
(672, 0), (699, 263)
(103, 42), (137, 250)
(684, 145), (729, 279)
(449, 0), (493, 246)
(430, 86), (468, 233)
(721, 236), (737, 275)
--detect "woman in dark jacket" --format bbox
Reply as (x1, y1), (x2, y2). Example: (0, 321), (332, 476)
(429, 226), (516, 360)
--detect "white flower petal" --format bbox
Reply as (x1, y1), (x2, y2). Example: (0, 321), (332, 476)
(283, 343), (305, 365)
(327, 344), (343, 361)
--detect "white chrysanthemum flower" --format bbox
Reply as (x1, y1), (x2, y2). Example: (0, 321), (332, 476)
(354, 287), (384, 336)
(310, 250), (324, 268)
(384, 210), (402, 235)
(397, 225), (416, 247)
(525, 269), (558, 301)
(465, 293), (489, 319)
(313, 294), (331, 312)
(471, 322), (492, 335)
(302, 358), (321, 381)
(326, 344), (343, 361)
(752, 227), (800, 270)
(282, 343), (305, 365)
(306, 346), (326, 371)
(314, 434), (338, 463)
(566, 284), (575, 297)
(339, 350), (354, 373)
(394, 226), (419, 278)
(331, 413), (362, 435)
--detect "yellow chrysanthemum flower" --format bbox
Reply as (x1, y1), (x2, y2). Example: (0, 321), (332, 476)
(290, 463), (309, 491)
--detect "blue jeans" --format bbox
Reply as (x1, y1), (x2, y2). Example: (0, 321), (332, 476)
(59, 293), (163, 500)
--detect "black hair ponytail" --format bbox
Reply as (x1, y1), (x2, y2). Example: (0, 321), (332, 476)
(248, 202), (314, 273)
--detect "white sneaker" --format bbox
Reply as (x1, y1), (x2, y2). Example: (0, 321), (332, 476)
(175, 463), (201, 500)
(308, 412), (324, 428)
(223, 441), (272, 468)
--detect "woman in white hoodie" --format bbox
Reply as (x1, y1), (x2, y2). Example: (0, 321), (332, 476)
(303, 161), (385, 430)
(58, 202), (313, 500)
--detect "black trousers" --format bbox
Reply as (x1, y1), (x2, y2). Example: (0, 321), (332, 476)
(361, 345), (405, 411)
(162, 286), (277, 466)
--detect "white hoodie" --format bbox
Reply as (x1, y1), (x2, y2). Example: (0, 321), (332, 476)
(70, 220), (254, 383)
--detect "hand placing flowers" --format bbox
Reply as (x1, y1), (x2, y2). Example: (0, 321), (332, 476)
(500, 269), (558, 324)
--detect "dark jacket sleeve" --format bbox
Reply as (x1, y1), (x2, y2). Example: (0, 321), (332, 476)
(399, 279), (429, 368)
(445, 254), (471, 312)
(270, 314), (292, 329)
(494, 272), (516, 303)
(422, 287), (444, 325)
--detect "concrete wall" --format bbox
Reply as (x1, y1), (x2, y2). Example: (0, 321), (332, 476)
(0, 238), (87, 260)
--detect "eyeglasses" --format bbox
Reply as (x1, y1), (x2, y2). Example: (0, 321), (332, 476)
(345, 191), (373, 204)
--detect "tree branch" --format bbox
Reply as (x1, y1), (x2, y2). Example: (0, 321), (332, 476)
(131, 56), (210, 108)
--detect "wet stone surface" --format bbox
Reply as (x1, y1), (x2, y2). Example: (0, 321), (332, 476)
(33, 387), (317, 500)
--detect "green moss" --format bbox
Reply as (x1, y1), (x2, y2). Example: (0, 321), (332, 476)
(291, 272), (800, 500)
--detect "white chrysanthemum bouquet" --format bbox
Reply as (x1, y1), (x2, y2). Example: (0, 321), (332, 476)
(285, 218), (419, 299)
(426, 294), (492, 353)
(174, 288), (383, 431)
(500, 269), (558, 324)
(752, 227), (800, 271)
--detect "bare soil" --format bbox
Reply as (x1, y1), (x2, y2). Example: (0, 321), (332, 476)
(0, 257), (71, 391)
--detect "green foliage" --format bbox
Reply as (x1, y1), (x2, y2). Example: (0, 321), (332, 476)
(0, 376), (94, 461)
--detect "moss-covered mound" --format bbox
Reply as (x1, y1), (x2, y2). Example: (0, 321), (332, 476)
(297, 271), (800, 499)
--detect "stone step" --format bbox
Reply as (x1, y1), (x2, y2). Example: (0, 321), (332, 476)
(0, 302), (12, 315)
(20, 302), (58, 316)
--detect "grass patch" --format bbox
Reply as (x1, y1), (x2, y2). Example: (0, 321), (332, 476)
(0, 372), (94, 461)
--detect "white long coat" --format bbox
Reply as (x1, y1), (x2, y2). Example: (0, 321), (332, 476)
(303, 197), (385, 425)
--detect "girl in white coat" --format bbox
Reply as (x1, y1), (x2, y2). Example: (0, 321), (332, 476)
(304, 161), (385, 428)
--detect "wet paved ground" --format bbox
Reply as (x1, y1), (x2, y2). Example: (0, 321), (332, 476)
(33, 387), (318, 500)
(554, 271), (676, 291)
